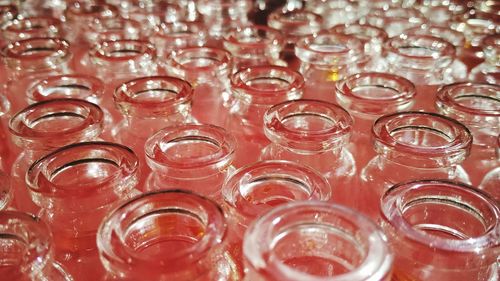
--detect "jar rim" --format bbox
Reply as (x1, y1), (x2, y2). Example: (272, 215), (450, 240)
(436, 82), (500, 117)
(384, 34), (456, 62)
(268, 9), (323, 37)
(244, 201), (393, 281)
(223, 24), (285, 49)
(66, 2), (119, 20)
(381, 179), (500, 252)
(27, 74), (105, 103)
(2, 16), (62, 39)
(329, 23), (389, 42)
(89, 39), (156, 62)
(169, 46), (231, 72)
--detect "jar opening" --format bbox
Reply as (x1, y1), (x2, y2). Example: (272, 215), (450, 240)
(91, 40), (155, 61)
(27, 75), (104, 103)
(2, 17), (62, 41)
(171, 47), (231, 70)
(2, 38), (70, 71)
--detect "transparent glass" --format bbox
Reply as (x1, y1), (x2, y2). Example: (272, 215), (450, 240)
(0, 171), (11, 210)
(227, 65), (304, 167)
(64, 1), (119, 42)
(0, 5), (17, 27)
(2, 37), (72, 113)
(480, 135), (500, 201)
(436, 82), (500, 186)
(26, 141), (139, 280)
(244, 201), (393, 281)
(0, 93), (13, 171)
(152, 21), (207, 61)
(380, 180), (500, 281)
(384, 34), (457, 85)
(363, 7), (427, 37)
(0, 211), (73, 281)
(223, 25), (285, 70)
(329, 23), (389, 72)
(335, 72), (416, 168)
(0, 16), (63, 44)
(8, 99), (104, 215)
(97, 189), (240, 280)
(454, 10), (499, 48)
(360, 111), (472, 218)
(145, 124), (236, 202)
(196, 0), (252, 39)
(469, 34), (499, 84)
(261, 99), (356, 207)
(167, 46), (232, 127)
(305, 0), (369, 28)
(83, 17), (144, 44)
(295, 33), (369, 102)
(417, 0), (467, 26)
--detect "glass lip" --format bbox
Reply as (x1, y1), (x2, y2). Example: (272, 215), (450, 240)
(436, 82), (500, 117)
(8, 98), (104, 142)
(335, 72), (416, 104)
(2, 37), (71, 69)
(223, 24), (285, 49)
(329, 23), (389, 43)
(244, 201), (393, 281)
(222, 160), (332, 210)
(169, 46), (231, 72)
(384, 34), (456, 62)
(1, 16), (62, 39)
(295, 32), (367, 66)
(66, 2), (119, 20)
(85, 17), (144, 42)
(26, 74), (105, 103)
(482, 33), (500, 48)
(97, 189), (226, 266)
(231, 65), (305, 98)
(372, 111), (473, 157)
(404, 25), (465, 47)
(153, 20), (206, 40)
(145, 123), (236, 170)
(366, 7), (426, 22)
(0, 4), (18, 22)
(264, 99), (353, 151)
(89, 39), (156, 62)
(113, 76), (193, 115)
(0, 211), (52, 273)
(267, 9), (324, 36)
(381, 179), (500, 252)
(0, 171), (11, 211)
(26, 141), (139, 198)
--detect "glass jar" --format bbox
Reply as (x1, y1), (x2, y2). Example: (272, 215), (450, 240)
(261, 99), (356, 207)
(363, 7), (427, 37)
(167, 46), (232, 127)
(2, 37), (72, 113)
(244, 201), (393, 281)
(145, 124), (236, 202)
(417, 0), (467, 26)
(380, 180), (500, 281)
(227, 65), (304, 167)
(480, 135), (499, 200)
(64, 1), (120, 42)
(112, 76), (194, 178)
(26, 141), (140, 280)
(0, 16), (63, 44)
(454, 10), (499, 49)
(0, 93), (13, 171)
(0, 211), (73, 281)
(359, 111), (472, 218)
(469, 34), (499, 85)
(223, 25), (285, 70)
(196, 0), (252, 40)
(305, 0), (369, 28)
(152, 21), (207, 61)
(335, 72), (416, 168)
(0, 5), (17, 27)
(8, 98), (104, 215)
(83, 17), (144, 45)
(0, 171), (12, 210)
(383, 34), (458, 86)
(436, 82), (500, 186)
(329, 23), (389, 72)
(295, 33), (369, 102)
(97, 189), (240, 280)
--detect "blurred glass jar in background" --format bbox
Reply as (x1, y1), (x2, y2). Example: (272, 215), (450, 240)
(0, 211), (73, 281)
(480, 135), (499, 201)
(244, 201), (394, 281)
(261, 99), (356, 207)
(197, 0), (252, 41)
(305, 0), (369, 28)
(0, 16), (63, 45)
(436, 82), (500, 186)
(359, 111), (472, 218)
(469, 34), (499, 84)
(145, 124), (236, 202)
(363, 7), (427, 37)
(380, 180), (500, 281)
(0, 171), (12, 211)
(152, 21), (207, 62)
(97, 190), (241, 280)
(26, 141), (140, 280)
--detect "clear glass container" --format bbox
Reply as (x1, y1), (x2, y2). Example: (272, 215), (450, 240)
(364, 7), (427, 37)
(417, 0), (467, 26)
(0, 5), (17, 26)
(0, 16), (63, 44)
(453, 10), (500, 49)
(360, 111), (472, 218)
(0, 211), (73, 281)
(480, 135), (500, 201)
(83, 17), (144, 44)
(469, 34), (499, 84)
(295, 33), (369, 102)
(244, 201), (393, 281)
(0, 171), (12, 210)
(97, 189), (240, 280)
(145, 124), (236, 202)
(26, 141), (139, 280)
(383, 34), (458, 85)
(2, 37), (72, 113)
(335, 72), (416, 168)
(305, 0), (369, 28)
(167, 46), (232, 127)
(223, 25), (285, 70)
(64, 1), (120, 42)
(0, 93), (13, 171)
(261, 99), (356, 207)
(196, 0), (252, 39)
(227, 65), (304, 167)
(380, 180), (500, 281)
(436, 82), (500, 186)
(112, 76), (194, 179)
(152, 21), (207, 61)
(8, 98), (104, 215)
